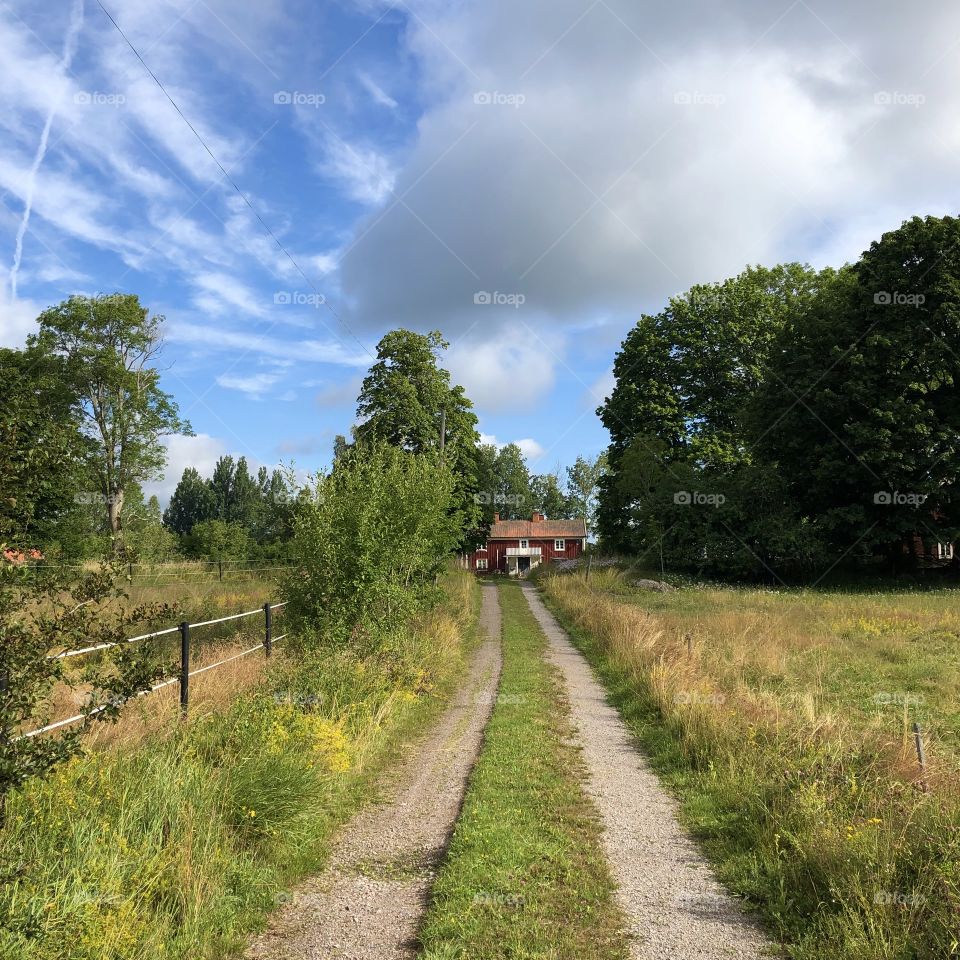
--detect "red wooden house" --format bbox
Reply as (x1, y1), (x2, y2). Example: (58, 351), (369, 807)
(463, 513), (587, 576)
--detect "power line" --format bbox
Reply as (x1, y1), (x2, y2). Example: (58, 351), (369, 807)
(94, 0), (373, 359)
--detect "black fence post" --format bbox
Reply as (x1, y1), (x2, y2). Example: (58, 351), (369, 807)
(264, 602), (272, 657)
(218, 560), (223, 582)
(179, 621), (191, 717)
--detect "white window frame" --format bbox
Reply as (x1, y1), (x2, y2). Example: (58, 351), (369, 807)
(476, 558), (488, 570)
(554, 539), (565, 551)
(938, 542), (954, 560)
(519, 539), (528, 549)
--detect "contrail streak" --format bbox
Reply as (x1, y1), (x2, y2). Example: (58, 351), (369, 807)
(8, 0), (85, 300)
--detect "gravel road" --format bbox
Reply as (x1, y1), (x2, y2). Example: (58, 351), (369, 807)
(522, 584), (775, 960)
(245, 585), (503, 960)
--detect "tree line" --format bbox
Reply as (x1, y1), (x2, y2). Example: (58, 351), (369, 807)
(597, 214), (960, 581)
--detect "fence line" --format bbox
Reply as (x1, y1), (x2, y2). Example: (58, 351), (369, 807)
(20, 601), (290, 740)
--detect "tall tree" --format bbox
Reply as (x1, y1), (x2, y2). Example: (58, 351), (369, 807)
(492, 443), (532, 520)
(566, 453), (608, 535)
(354, 329), (481, 537)
(753, 217), (960, 562)
(209, 455), (236, 521)
(0, 344), (84, 548)
(529, 472), (572, 519)
(163, 467), (216, 535)
(597, 264), (825, 548)
(229, 456), (260, 527)
(31, 294), (189, 548)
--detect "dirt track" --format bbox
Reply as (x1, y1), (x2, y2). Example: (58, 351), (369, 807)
(522, 584), (774, 960)
(245, 584), (502, 960)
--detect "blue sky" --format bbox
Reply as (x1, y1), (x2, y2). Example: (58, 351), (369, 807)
(1, 0), (959, 502)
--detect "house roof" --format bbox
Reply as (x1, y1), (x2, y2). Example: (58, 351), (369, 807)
(489, 518), (587, 539)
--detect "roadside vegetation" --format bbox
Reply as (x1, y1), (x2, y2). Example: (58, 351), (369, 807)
(543, 567), (960, 959)
(419, 582), (629, 960)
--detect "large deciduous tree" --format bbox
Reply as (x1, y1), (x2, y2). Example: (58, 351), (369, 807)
(163, 467), (216, 535)
(354, 329), (481, 539)
(31, 294), (189, 550)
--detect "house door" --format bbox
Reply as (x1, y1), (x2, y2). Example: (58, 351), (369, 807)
(518, 557), (531, 573)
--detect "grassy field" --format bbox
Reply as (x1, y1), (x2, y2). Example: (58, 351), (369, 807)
(419, 582), (629, 960)
(542, 568), (960, 959)
(0, 570), (479, 960)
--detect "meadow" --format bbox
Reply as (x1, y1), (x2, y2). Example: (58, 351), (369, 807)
(542, 567), (960, 960)
(0, 569), (479, 960)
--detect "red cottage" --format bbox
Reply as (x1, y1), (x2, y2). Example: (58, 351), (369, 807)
(464, 513), (587, 576)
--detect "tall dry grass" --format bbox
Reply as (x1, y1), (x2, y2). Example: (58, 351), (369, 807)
(0, 568), (480, 960)
(543, 569), (960, 960)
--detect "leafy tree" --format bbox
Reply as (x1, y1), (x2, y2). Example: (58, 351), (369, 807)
(754, 217), (960, 564)
(163, 467), (216, 536)
(597, 264), (825, 550)
(0, 558), (170, 820)
(229, 457), (261, 528)
(31, 294), (189, 549)
(286, 442), (459, 644)
(185, 519), (250, 563)
(354, 329), (481, 537)
(0, 344), (85, 549)
(566, 453), (607, 534)
(529, 472), (572, 519)
(209, 455), (236, 521)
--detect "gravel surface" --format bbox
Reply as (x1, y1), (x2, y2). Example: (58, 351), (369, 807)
(522, 585), (775, 960)
(245, 585), (503, 960)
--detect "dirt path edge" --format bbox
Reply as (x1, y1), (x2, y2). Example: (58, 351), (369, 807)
(245, 584), (503, 960)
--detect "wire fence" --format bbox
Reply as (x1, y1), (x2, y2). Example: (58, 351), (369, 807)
(17, 601), (290, 740)
(24, 560), (295, 584)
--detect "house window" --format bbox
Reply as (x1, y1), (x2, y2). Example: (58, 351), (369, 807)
(476, 558), (488, 570)
(555, 539), (565, 551)
(937, 542), (954, 560)
(520, 539), (528, 548)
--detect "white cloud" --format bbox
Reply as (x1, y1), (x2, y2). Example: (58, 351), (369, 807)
(319, 134), (396, 205)
(358, 71), (399, 109)
(515, 437), (545, 462)
(215, 371), (281, 396)
(0, 294), (42, 347)
(448, 326), (558, 412)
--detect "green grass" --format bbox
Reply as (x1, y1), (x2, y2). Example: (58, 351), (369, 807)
(0, 571), (479, 960)
(543, 570), (960, 960)
(418, 582), (630, 960)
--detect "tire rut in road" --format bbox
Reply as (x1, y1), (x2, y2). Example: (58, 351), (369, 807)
(521, 584), (773, 960)
(245, 584), (503, 960)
